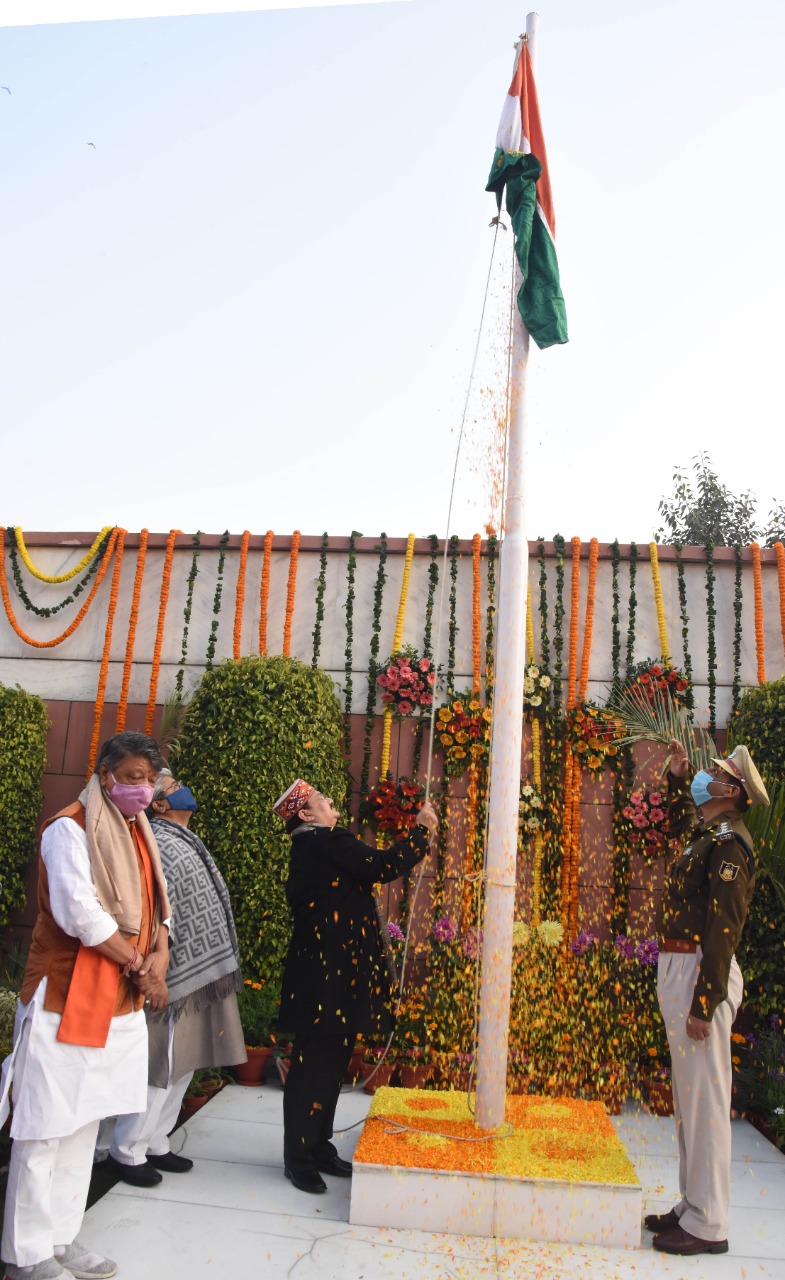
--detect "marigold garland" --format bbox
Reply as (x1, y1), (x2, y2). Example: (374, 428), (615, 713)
(648, 541), (670, 665)
(15, 525), (113, 584)
(8, 528), (112, 618)
(233, 530), (251, 660)
(379, 533), (416, 787)
(259, 530), (274, 655)
(0, 527), (121, 648)
(115, 529), (148, 732)
(526, 587), (544, 925)
(774, 542), (785, 661)
(471, 533), (482, 692)
(282, 530), (300, 658)
(751, 542), (766, 684)
(566, 537), (581, 711)
(578, 538), (598, 702)
(145, 529), (181, 735)
(87, 529), (127, 776)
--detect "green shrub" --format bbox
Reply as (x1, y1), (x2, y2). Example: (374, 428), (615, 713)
(0, 988), (17, 1060)
(0, 682), (48, 927)
(170, 655), (347, 987)
(730, 678), (785, 783)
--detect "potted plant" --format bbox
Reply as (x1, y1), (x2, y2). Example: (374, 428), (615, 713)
(235, 978), (278, 1085)
(180, 1070), (211, 1120)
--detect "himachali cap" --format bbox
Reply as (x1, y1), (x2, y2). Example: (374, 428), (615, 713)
(712, 746), (770, 807)
(272, 779), (314, 821)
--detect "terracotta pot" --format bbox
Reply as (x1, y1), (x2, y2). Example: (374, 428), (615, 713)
(344, 1047), (366, 1084)
(597, 1075), (629, 1115)
(398, 1063), (432, 1090)
(643, 1078), (674, 1117)
(363, 1061), (398, 1094)
(234, 1046), (272, 1086)
(179, 1094), (209, 1120)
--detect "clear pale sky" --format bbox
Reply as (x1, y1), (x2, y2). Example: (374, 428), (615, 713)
(1, 0), (783, 541)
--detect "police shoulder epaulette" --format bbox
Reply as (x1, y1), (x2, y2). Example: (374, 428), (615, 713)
(715, 821), (736, 843)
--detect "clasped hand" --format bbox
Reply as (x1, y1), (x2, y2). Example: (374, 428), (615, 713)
(135, 949), (169, 1011)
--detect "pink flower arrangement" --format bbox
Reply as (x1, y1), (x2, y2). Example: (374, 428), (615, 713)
(376, 646), (438, 718)
(622, 785), (677, 859)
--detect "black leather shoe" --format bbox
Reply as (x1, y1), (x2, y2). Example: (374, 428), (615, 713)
(106, 1155), (163, 1186)
(147, 1152), (194, 1173)
(653, 1225), (729, 1255)
(644, 1209), (680, 1232)
(284, 1167), (327, 1194)
(314, 1153), (353, 1178)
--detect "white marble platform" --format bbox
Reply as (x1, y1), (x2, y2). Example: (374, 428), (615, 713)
(82, 1081), (785, 1279)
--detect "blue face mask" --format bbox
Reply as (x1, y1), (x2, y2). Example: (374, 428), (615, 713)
(163, 785), (198, 813)
(690, 770), (733, 809)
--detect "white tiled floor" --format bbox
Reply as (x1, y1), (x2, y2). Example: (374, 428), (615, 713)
(82, 1084), (785, 1279)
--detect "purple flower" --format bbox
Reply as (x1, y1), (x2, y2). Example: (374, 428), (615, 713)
(635, 938), (660, 966)
(462, 927), (483, 959)
(570, 930), (599, 956)
(433, 916), (458, 945)
(614, 934), (635, 960)
(770, 1014), (781, 1031)
(387, 921), (404, 942)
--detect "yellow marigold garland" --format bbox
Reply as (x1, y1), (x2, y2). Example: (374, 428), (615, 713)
(87, 529), (127, 776)
(379, 533), (416, 785)
(0, 526), (121, 648)
(233, 530), (251, 660)
(145, 530), (181, 735)
(568, 538), (599, 940)
(282, 530), (300, 658)
(751, 542), (766, 684)
(462, 534), (484, 927)
(526, 585), (544, 925)
(561, 538), (581, 933)
(648, 540), (670, 664)
(14, 525), (113, 584)
(774, 542), (785, 661)
(115, 529), (148, 731)
(259, 529), (274, 655)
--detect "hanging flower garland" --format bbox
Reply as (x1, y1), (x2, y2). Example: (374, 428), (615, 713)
(625, 656), (690, 709)
(145, 529), (181, 735)
(648, 541), (670, 664)
(625, 541), (638, 678)
(412, 533), (440, 782)
(619, 784), (678, 861)
(0, 526), (121, 648)
(366, 777), (425, 836)
(610, 539), (621, 692)
(567, 703), (623, 774)
(578, 538), (599, 699)
(378, 534), (417, 785)
(87, 529), (127, 776)
(360, 535), (389, 807)
(525, 585), (545, 925)
(115, 529), (148, 732)
(560, 537), (581, 936)
(175, 532), (201, 698)
(484, 534), (497, 697)
(471, 533), (482, 690)
(705, 541), (717, 735)
(342, 531), (361, 752)
(233, 530), (251, 660)
(537, 539), (550, 677)
(751, 541), (766, 684)
(552, 534), (566, 698)
(674, 543), (695, 710)
(435, 693), (489, 776)
(731, 544), (743, 714)
(205, 530), (230, 670)
(775, 542), (785, 662)
(311, 532), (329, 668)
(14, 525), (113, 584)
(446, 535), (460, 696)
(519, 782), (546, 833)
(258, 529), (274, 655)
(7, 528), (113, 617)
(281, 530), (300, 658)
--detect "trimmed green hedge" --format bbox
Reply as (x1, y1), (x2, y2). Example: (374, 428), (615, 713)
(170, 655), (347, 986)
(731, 677), (785, 783)
(0, 682), (48, 927)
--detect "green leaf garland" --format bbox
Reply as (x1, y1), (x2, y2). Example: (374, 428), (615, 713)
(175, 531), (201, 697)
(7, 527), (112, 617)
(705, 541), (717, 737)
(675, 542), (695, 711)
(626, 541), (638, 678)
(311, 531), (329, 668)
(360, 534), (388, 805)
(205, 530), (229, 670)
(553, 534), (566, 701)
(732, 544), (744, 715)
(342, 531), (361, 751)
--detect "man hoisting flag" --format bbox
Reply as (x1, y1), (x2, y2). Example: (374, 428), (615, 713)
(486, 38), (568, 349)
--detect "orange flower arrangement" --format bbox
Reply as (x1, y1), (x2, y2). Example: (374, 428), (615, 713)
(751, 541), (766, 684)
(0, 526), (121, 648)
(282, 530), (300, 657)
(233, 530), (251, 660)
(258, 529), (274, 655)
(578, 538), (598, 700)
(87, 529), (127, 775)
(116, 530), (148, 731)
(145, 529), (181, 735)
(566, 536), (581, 711)
(774, 542), (785, 660)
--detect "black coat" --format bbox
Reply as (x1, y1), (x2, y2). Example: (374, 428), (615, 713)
(278, 823), (429, 1038)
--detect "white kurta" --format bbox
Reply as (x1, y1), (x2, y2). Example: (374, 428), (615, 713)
(0, 817), (150, 1141)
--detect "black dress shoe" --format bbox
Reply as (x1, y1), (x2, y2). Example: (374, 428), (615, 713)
(147, 1152), (194, 1173)
(653, 1225), (729, 1255)
(285, 1167), (327, 1194)
(644, 1208), (680, 1232)
(314, 1153), (353, 1178)
(106, 1155), (163, 1186)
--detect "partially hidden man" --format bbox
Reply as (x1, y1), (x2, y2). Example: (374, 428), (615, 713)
(0, 733), (172, 1280)
(647, 740), (769, 1257)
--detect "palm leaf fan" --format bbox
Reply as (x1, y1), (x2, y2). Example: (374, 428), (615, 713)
(605, 679), (717, 772)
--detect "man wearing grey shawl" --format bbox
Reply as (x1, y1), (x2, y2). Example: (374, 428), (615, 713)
(102, 771), (246, 1185)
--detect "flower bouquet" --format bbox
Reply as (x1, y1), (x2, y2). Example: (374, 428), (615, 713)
(366, 776), (425, 836)
(435, 692), (491, 777)
(622, 785), (678, 859)
(567, 701), (624, 774)
(376, 646), (437, 717)
(626, 657), (690, 710)
(523, 664), (552, 712)
(519, 782), (546, 834)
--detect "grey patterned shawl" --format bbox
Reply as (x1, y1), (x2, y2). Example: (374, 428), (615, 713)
(150, 817), (242, 1021)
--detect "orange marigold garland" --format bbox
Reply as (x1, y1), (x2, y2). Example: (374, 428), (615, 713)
(561, 538), (581, 934)
(751, 541), (766, 684)
(259, 529), (274, 655)
(282, 531), (300, 658)
(145, 529), (181, 736)
(472, 532), (482, 691)
(566, 537), (581, 711)
(462, 533), (484, 927)
(233, 530), (251, 660)
(774, 542), (785, 661)
(87, 529), (127, 776)
(0, 526), (120, 648)
(578, 538), (598, 701)
(116, 529), (148, 731)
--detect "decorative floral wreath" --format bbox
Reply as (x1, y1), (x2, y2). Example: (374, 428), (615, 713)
(366, 776), (425, 836)
(435, 692), (491, 777)
(523, 664), (552, 712)
(625, 657), (691, 709)
(621, 784), (678, 859)
(376, 645), (437, 718)
(567, 701), (624, 774)
(519, 781), (546, 833)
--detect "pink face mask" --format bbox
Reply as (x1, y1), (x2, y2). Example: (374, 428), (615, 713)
(106, 772), (155, 817)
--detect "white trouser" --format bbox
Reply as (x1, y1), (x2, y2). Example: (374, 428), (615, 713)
(657, 949), (743, 1242)
(103, 1072), (193, 1165)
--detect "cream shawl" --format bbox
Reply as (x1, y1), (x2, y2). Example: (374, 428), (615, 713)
(78, 775), (172, 935)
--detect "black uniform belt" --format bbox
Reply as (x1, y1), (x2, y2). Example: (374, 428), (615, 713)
(659, 938), (697, 954)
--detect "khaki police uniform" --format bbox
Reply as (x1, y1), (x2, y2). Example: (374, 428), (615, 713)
(656, 772), (756, 1242)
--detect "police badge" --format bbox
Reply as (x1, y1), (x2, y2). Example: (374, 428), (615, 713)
(719, 860), (739, 882)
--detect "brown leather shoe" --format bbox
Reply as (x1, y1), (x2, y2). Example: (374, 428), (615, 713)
(644, 1209), (680, 1232)
(653, 1225), (729, 1255)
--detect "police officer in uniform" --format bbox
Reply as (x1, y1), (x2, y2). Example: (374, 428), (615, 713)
(646, 741), (769, 1256)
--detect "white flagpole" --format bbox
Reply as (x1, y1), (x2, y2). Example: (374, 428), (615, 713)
(474, 10), (539, 1132)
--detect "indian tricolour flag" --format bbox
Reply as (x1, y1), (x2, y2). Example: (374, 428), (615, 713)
(486, 42), (568, 349)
